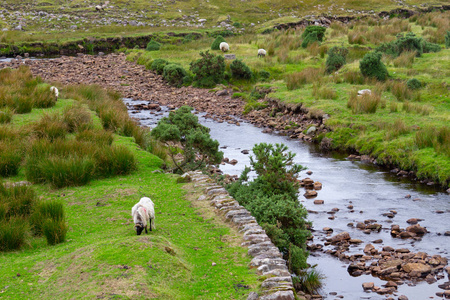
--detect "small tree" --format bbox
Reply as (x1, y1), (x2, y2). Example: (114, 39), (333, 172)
(190, 51), (225, 87)
(211, 35), (226, 50)
(230, 59), (253, 79)
(359, 51), (389, 81)
(301, 26), (326, 48)
(151, 106), (223, 173)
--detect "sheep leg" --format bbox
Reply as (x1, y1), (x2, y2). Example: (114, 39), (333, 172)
(145, 226), (148, 234)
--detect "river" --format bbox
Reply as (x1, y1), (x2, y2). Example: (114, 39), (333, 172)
(131, 99), (450, 299)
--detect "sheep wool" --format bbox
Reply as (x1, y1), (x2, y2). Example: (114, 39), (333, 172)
(219, 42), (229, 52)
(131, 197), (156, 235)
(257, 49), (267, 57)
(50, 86), (59, 99)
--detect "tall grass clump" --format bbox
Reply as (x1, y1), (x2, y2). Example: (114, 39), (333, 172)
(76, 128), (114, 146)
(342, 71), (364, 84)
(312, 84), (337, 100)
(0, 107), (14, 124)
(390, 81), (412, 101)
(347, 90), (382, 114)
(286, 68), (323, 90)
(293, 268), (324, 295)
(0, 184), (37, 218)
(30, 200), (67, 245)
(392, 51), (416, 68)
(0, 140), (23, 177)
(0, 217), (28, 251)
(402, 101), (432, 115)
(415, 126), (450, 156)
(32, 113), (67, 141)
(94, 146), (137, 177)
(33, 84), (57, 108)
(62, 104), (92, 132)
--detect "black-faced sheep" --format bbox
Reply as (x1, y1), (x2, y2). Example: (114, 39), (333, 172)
(219, 42), (229, 52)
(257, 49), (266, 57)
(131, 197), (155, 235)
(95, 5), (103, 11)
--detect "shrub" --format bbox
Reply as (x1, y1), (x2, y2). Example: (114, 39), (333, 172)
(359, 52), (389, 81)
(407, 78), (421, 90)
(0, 107), (14, 124)
(94, 145), (137, 177)
(422, 41), (441, 53)
(302, 26), (326, 42)
(446, 31), (450, 48)
(301, 31), (319, 48)
(258, 70), (271, 81)
(377, 32), (441, 57)
(325, 46), (348, 73)
(146, 40), (161, 51)
(151, 106), (223, 173)
(43, 219), (67, 245)
(150, 58), (169, 75)
(230, 59), (253, 79)
(347, 90), (382, 114)
(163, 64), (187, 87)
(0, 218), (28, 251)
(0, 140), (23, 177)
(190, 51), (225, 88)
(211, 35), (226, 50)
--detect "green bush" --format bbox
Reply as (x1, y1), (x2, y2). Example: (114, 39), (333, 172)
(150, 58), (169, 75)
(43, 219), (67, 245)
(0, 107), (14, 124)
(230, 59), (253, 79)
(190, 51), (225, 88)
(211, 36), (226, 50)
(226, 143), (310, 277)
(377, 32), (441, 57)
(359, 52), (389, 81)
(407, 78), (421, 90)
(446, 31), (450, 48)
(301, 26), (326, 48)
(325, 46), (348, 74)
(163, 64), (187, 87)
(94, 145), (137, 177)
(146, 40), (161, 51)
(258, 70), (271, 81)
(0, 140), (23, 177)
(0, 217), (28, 251)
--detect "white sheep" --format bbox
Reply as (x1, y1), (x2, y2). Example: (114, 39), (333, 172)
(95, 5), (104, 11)
(257, 49), (266, 58)
(219, 42), (229, 52)
(131, 197), (155, 235)
(50, 86), (58, 101)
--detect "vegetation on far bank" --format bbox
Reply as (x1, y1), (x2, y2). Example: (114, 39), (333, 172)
(0, 68), (260, 299)
(125, 11), (450, 187)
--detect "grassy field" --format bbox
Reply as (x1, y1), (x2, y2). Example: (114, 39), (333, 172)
(0, 0), (448, 45)
(126, 11), (450, 187)
(0, 72), (260, 299)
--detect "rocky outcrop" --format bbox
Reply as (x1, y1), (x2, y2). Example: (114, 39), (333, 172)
(185, 171), (299, 300)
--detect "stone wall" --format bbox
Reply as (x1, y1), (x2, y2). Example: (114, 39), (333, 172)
(185, 171), (299, 300)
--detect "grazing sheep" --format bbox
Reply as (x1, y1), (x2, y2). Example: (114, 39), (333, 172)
(50, 86), (58, 101)
(257, 49), (267, 58)
(131, 197), (155, 235)
(95, 5), (104, 11)
(219, 42), (229, 52)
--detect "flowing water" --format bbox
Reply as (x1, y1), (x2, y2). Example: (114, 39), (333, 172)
(126, 99), (450, 299)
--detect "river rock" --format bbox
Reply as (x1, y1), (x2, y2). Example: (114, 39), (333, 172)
(229, 159), (238, 165)
(313, 181), (322, 190)
(303, 190), (317, 198)
(313, 199), (324, 204)
(362, 282), (374, 290)
(406, 224), (427, 235)
(329, 232), (350, 244)
(398, 295), (408, 300)
(402, 263), (432, 274)
(406, 218), (422, 224)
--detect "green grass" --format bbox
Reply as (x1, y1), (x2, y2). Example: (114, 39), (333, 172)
(0, 70), (260, 298)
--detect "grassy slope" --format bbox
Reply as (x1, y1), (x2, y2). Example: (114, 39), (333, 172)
(0, 98), (259, 299)
(126, 12), (450, 187)
(0, 0), (448, 44)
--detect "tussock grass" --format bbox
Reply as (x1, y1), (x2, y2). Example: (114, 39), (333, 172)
(0, 140), (24, 177)
(403, 101), (433, 115)
(392, 51), (416, 68)
(343, 70), (364, 84)
(32, 113), (68, 141)
(415, 126), (450, 156)
(62, 103), (92, 133)
(347, 90), (383, 114)
(0, 107), (14, 124)
(286, 68), (323, 90)
(0, 184), (37, 218)
(94, 145), (137, 177)
(30, 199), (65, 236)
(389, 80), (413, 101)
(0, 217), (28, 252)
(312, 83), (337, 100)
(76, 128), (114, 146)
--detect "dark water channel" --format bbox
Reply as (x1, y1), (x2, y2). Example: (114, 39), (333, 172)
(126, 99), (450, 299)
